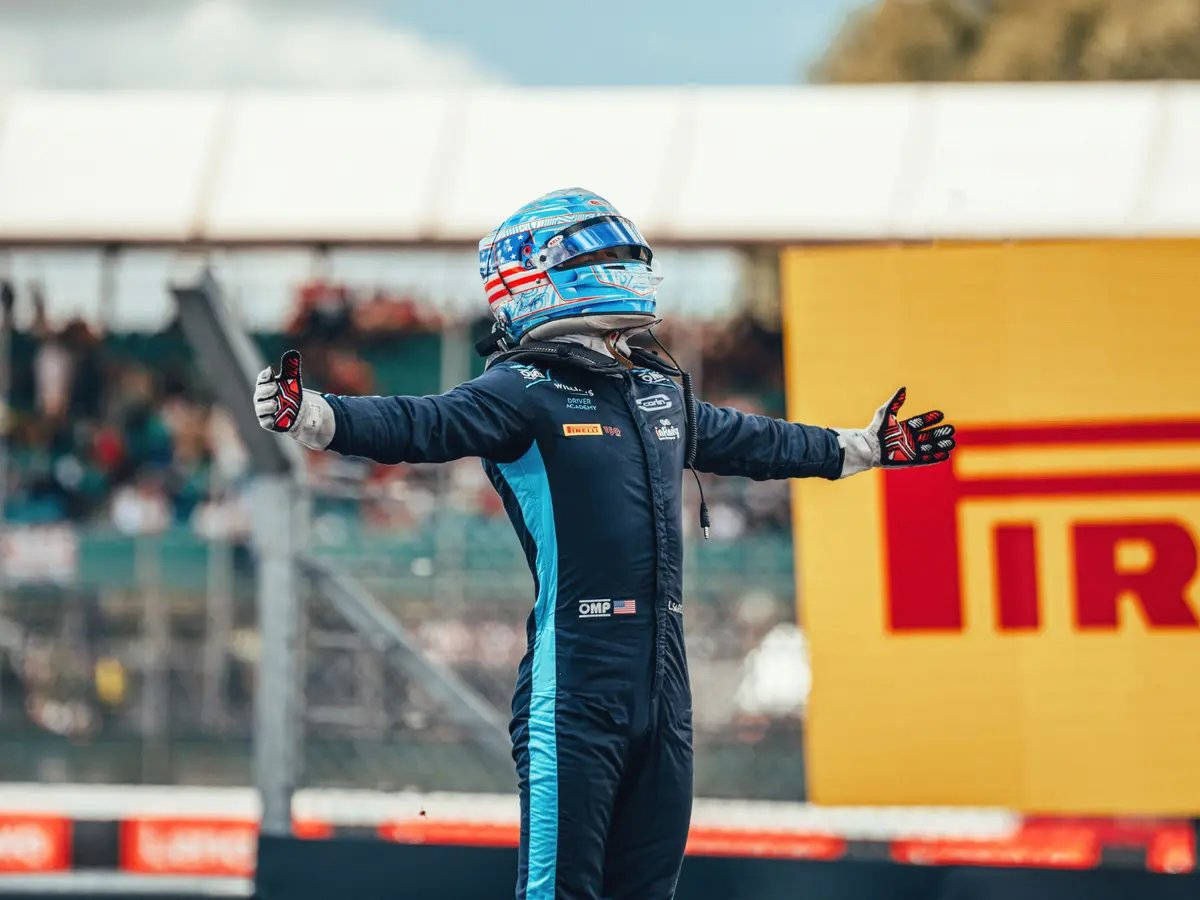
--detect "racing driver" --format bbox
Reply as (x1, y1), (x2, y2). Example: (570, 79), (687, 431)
(253, 188), (956, 900)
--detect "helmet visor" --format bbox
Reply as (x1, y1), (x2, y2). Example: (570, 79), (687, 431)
(535, 216), (652, 271)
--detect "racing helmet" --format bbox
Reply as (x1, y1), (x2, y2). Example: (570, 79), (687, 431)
(478, 188), (661, 345)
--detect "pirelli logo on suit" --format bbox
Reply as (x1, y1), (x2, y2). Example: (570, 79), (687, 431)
(562, 423), (603, 436)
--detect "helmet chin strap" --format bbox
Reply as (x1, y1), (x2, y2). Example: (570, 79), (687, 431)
(536, 318), (660, 368)
(603, 331), (635, 368)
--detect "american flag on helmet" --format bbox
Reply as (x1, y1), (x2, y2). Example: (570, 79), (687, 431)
(481, 231), (550, 305)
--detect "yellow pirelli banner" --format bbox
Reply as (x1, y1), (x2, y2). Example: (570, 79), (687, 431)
(782, 240), (1200, 815)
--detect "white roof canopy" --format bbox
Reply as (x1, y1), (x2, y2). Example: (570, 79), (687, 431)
(0, 83), (1197, 244)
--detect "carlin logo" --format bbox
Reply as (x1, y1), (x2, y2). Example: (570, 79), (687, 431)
(654, 418), (681, 441)
(637, 394), (673, 413)
(579, 599), (612, 619)
(563, 423), (603, 437)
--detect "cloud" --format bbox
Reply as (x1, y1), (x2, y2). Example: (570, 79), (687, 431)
(0, 0), (499, 89)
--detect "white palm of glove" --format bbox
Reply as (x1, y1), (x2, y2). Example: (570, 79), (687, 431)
(253, 351), (336, 451)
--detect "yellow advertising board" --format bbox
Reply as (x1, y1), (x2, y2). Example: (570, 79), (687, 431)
(781, 240), (1200, 814)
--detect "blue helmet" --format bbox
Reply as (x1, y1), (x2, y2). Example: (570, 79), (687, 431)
(478, 188), (661, 344)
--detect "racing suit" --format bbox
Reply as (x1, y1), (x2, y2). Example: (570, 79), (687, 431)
(320, 343), (843, 900)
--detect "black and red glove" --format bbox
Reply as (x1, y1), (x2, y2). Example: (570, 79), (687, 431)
(876, 387), (955, 466)
(253, 351), (335, 449)
(834, 387), (956, 477)
(255, 350), (304, 432)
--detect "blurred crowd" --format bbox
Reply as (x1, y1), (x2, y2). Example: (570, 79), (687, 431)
(0, 277), (793, 541)
(1, 278), (448, 536)
(7, 286), (231, 533)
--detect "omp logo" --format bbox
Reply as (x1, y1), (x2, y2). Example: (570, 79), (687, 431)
(637, 393), (673, 413)
(884, 420), (1200, 632)
(579, 600), (612, 618)
(563, 423), (603, 437)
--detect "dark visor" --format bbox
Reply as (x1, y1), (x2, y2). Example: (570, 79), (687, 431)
(535, 216), (653, 271)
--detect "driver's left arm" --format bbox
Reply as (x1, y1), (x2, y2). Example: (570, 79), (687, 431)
(692, 401), (843, 480)
(693, 387), (956, 480)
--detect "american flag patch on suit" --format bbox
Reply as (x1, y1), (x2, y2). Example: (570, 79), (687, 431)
(613, 599), (636, 615)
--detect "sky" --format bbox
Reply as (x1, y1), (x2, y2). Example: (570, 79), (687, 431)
(0, 0), (872, 90)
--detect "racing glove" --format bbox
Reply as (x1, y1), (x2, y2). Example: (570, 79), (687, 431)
(254, 350), (336, 450)
(833, 387), (955, 478)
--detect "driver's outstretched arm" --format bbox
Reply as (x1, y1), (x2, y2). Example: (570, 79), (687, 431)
(254, 351), (531, 464)
(694, 386), (955, 480)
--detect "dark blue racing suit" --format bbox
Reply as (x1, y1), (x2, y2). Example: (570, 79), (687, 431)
(322, 343), (843, 900)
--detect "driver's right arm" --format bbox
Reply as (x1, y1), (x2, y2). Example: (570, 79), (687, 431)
(255, 353), (532, 464)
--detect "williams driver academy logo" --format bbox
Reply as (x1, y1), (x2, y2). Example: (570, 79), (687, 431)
(511, 364), (595, 397)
